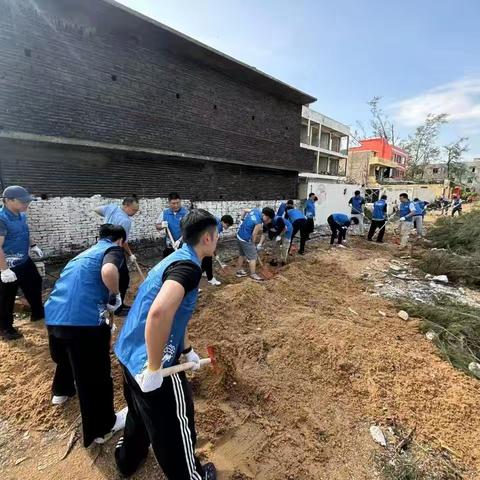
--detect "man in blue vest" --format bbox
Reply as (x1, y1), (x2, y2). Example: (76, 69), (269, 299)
(257, 213), (293, 266)
(156, 192), (189, 258)
(276, 199), (293, 218)
(45, 224), (128, 447)
(304, 193), (318, 237)
(236, 207), (268, 281)
(398, 193), (416, 248)
(0, 186), (44, 341)
(451, 194), (463, 216)
(327, 213), (359, 246)
(201, 214), (234, 286)
(348, 190), (366, 235)
(114, 209), (218, 480)
(412, 198), (429, 238)
(285, 205), (309, 255)
(94, 195), (139, 314)
(367, 195), (388, 243)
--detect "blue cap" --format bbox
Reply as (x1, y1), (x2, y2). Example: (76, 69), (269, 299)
(2, 186), (36, 202)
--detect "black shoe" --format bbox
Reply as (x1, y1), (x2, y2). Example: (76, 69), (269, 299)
(202, 462), (217, 480)
(269, 259), (278, 267)
(115, 436), (148, 478)
(367, 238), (373, 242)
(0, 328), (23, 341)
(376, 240), (384, 244)
(298, 251), (305, 255)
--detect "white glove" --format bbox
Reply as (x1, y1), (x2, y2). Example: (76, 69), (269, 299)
(106, 293), (122, 312)
(161, 221), (169, 229)
(184, 348), (201, 371)
(30, 245), (44, 258)
(256, 244), (263, 251)
(135, 367), (164, 393)
(399, 217), (406, 222)
(173, 239), (181, 249)
(275, 235), (282, 242)
(129, 254), (137, 263)
(1, 269), (17, 283)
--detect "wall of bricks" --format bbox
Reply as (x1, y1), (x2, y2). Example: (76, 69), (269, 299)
(27, 195), (294, 257)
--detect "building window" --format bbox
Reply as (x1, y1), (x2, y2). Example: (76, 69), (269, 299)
(472, 167), (476, 173)
(432, 168), (439, 174)
(331, 136), (340, 153)
(320, 132), (330, 150)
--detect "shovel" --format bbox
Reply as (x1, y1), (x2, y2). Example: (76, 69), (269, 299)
(161, 346), (217, 377)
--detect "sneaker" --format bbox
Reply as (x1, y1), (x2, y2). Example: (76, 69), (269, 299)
(115, 304), (130, 316)
(250, 273), (263, 282)
(202, 462), (217, 480)
(235, 270), (248, 278)
(0, 328), (23, 341)
(208, 277), (221, 286)
(94, 407), (128, 444)
(52, 395), (71, 406)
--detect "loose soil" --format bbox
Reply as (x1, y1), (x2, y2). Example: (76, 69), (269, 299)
(1, 233), (479, 479)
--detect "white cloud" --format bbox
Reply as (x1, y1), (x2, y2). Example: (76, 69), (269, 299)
(391, 77), (480, 127)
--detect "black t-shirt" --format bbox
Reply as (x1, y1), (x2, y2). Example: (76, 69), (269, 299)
(103, 246), (126, 270)
(263, 217), (285, 240)
(162, 260), (202, 294)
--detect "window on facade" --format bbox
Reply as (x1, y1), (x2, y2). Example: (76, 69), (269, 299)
(331, 136), (340, 152)
(318, 157), (329, 173)
(329, 158), (339, 175)
(310, 123), (320, 147)
(472, 167), (476, 173)
(320, 132), (330, 150)
(433, 168), (439, 174)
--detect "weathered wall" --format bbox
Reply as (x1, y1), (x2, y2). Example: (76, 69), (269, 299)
(26, 196), (291, 257)
(346, 151), (370, 185)
(0, 0), (312, 173)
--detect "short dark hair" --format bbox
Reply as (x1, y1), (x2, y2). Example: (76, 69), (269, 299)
(354, 190), (361, 196)
(413, 197), (419, 202)
(308, 192), (316, 198)
(381, 194), (387, 200)
(350, 217), (360, 225)
(123, 194), (138, 206)
(286, 199), (294, 206)
(285, 205), (294, 211)
(221, 214), (234, 226)
(399, 193), (409, 200)
(181, 209), (217, 245)
(262, 207), (275, 219)
(99, 223), (127, 242)
(168, 192), (181, 201)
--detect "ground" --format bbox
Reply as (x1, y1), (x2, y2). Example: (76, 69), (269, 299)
(1, 221), (480, 480)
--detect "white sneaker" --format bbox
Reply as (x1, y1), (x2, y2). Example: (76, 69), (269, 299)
(236, 270), (248, 277)
(94, 407), (128, 444)
(52, 395), (70, 406)
(250, 273), (263, 282)
(208, 277), (221, 286)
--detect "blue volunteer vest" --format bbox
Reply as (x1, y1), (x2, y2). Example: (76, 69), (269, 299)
(286, 209), (305, 223)
(399, 201), (414, 222)
(237, 209), (262, 242)
(372, 200), (387, 221)
(0, 207), (30, 267)
(350, 196), (364, 214)
(115, 244), (201, 376)
(163, 207), (189, 241)
(304, 199), (316, 219)
(413, 201), (424, 216)
(332, 213), (350, 226)
(277, 202), (287, 217)
(45, 239), (115, 327)
(216, 218), (223, 234)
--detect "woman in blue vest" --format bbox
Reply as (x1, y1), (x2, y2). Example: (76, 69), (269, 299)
(114, 209), (218, 480)
(0, 186), (45, 341)
(367, 195), (388, 243)
(327, 213), (359, 245)
(285, 205), (309, 254)
(45, 224), (128, 447)
(155, 192), (190, 258)
(412, 197), (429, 238)
(348, 190), (366, 235)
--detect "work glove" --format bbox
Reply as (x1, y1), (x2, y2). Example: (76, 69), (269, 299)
(275, 235), (282, 242)
(106, 293), (122, 312)
(256, 244), (263, 251)
(183, 348), (201, 371)
(1, 268), (17, 283)
(30, 245), (44, 258)
(161, 221), (169, 229)
(135, 367), (164, 393)
(399, 217), (406, 222)
(129, 254), (137, 263)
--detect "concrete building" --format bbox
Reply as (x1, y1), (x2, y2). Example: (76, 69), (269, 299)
(0, 0), (316, 256)
(460, 159), (480, 191)
(422, 164), (448, 183)
(348, 138), (408, 186)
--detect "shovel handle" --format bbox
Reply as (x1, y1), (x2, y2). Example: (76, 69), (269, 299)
(133, 259), (145, 280)
(161, 358), (211, 377)
(166, 227), (178, 251)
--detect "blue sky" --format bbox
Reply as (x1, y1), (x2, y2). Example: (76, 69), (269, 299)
(116, 0), (480, 159)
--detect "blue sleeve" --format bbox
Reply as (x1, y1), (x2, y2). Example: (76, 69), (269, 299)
(0, 218), (7, 236)
(99, 204), (111, 217)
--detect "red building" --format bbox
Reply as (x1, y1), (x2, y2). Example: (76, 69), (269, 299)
(348, 138), (409, 185)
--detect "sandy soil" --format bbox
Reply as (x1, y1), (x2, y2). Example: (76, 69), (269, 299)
(1, 234), (479, 479)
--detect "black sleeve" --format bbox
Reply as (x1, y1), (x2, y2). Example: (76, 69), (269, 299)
(383, 204), (387, 213)
(102, 246), (126, 270)
(162, 260), (202, 294)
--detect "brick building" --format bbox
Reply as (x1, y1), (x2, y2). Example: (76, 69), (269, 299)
(0, 0), (316, 255)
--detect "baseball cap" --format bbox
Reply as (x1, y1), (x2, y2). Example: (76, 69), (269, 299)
(2, 186), (36, 202)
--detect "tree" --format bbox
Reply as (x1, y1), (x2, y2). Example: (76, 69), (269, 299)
(449, 161), (473, 186)
(444, 137), (469, 181)
(367, 96), (398, 145)
(401, 113), (448, 180)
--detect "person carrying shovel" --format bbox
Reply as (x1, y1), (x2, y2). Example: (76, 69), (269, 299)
(114, 209), (218, 480)
(367, 194), (388, 243)
(257, 212), (292, 266)
(155, 192), (189, 258)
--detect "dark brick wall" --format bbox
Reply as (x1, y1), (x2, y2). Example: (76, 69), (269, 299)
(0, 141), (298, 200)
(0, 0), (313, 176)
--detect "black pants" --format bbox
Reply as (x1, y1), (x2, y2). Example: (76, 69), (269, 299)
(201, 256), (213, 281)
(116, 365), (204, 480)
(48, 324), (116, 447)
(305, 217), (315, 235)
(452, 207), (462, 216)
(0, 257), (44, 331)
(290, 218), (309, 254)
(327, 215), (347, 245)
(367, 219), (386, 242)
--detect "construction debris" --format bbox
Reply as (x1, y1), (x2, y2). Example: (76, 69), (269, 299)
(397, 310), (409, 321)
(370, 425), (387, 447)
